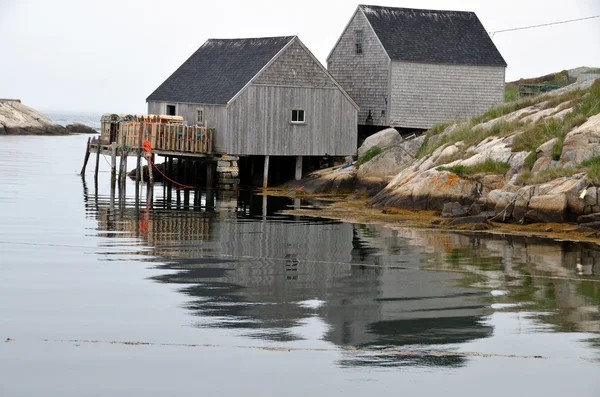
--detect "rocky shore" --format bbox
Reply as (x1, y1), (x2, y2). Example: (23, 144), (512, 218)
(0, 99), (68, 135)
(289, 77), (600, 236)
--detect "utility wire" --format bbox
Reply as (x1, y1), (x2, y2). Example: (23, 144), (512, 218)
(489, 14), (600, 36)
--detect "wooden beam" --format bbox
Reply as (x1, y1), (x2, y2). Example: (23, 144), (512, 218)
(80, 137), (91, 176)
(263, 155), (270, 189)
(111, 142), (117, 184)
(206, 161), (214, 188)
(295, 156), (303, 181)
(94, 142), (100, 182)
(119, 133), (127, 184)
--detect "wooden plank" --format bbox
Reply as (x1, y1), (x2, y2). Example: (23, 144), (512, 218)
(80, 137), (91, 176)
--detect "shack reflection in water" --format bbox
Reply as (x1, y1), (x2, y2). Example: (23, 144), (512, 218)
(85, 181), (600, 368)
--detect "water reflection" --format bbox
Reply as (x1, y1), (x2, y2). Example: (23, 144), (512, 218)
(83, 181), (600, 368)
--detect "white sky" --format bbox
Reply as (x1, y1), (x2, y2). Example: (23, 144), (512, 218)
(1, 0), (599, 114)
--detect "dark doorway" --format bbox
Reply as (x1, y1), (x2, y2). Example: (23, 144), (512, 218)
(166, 105), (176, 116)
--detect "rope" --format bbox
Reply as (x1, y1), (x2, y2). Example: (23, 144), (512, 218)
(142, 140), (195, 190)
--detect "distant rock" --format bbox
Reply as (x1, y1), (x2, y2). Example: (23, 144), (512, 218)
(65, 122), (97, 134)
(0, 99), (67, 135)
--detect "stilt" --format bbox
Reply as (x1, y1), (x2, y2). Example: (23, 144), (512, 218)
(206, 188), (214, 209)
(80, 137), (91, 176)
(295, 155), (303, 181)
(137, 124), (143, 185)
(184, 189), (190, 209)
(177, 158), (184, 186)
(111, 142), (117, 184)
(206, 161), (214, 188)
(148, 154), (154, 185)
(119, 132), (127, 184)
(94, 142), (100, 182)
(166, 157), (172, 203)
(263, 155), (270, 189)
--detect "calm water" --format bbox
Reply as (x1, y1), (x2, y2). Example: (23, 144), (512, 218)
(1, 134), (599, 396)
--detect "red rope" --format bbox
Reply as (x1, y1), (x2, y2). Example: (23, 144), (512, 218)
(143, 139), (195, 190)
(150, 158), (194, 190)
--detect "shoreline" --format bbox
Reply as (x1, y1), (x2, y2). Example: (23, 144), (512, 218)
(273, 191), (600, 245)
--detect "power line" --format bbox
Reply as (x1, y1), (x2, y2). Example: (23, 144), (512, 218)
(489, 14), (600, 36)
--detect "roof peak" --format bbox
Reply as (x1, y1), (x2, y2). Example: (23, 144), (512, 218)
(359, 4), (474, 15)
(206, 36), (295, 42)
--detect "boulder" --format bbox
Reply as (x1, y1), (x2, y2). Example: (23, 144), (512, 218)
(537, 174), (588, 216)
(358, 128), (403, 157)
(356, 136), (425, 182)
(537, 138), (559, 158)
(487, 189), (516, 217)
(560, 114), (600, 167)
(370, 170), (480, 211)
(512, 185), (537, 221)
(577, 213), (600, 224)
(65, 122), (98, 134)
(524, 194), (568, 223)
(441, 202), (468, 218)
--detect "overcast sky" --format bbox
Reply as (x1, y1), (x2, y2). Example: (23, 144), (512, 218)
(1, 0), (599, 114)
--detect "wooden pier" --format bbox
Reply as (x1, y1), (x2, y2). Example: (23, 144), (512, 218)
(80, 114), (236, 194)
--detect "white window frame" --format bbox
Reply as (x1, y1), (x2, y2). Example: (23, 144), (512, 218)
(197, 108), (204, 124)
(291, 109), (305, 124)
(355, 30), (363, 55)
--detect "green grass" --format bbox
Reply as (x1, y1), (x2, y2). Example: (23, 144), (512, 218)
(581, 156), (600, 185)
(437, 159), (510, 176)
(505, 86), (519, 102)
(416, 79), (600, 165)
(417, 120), (521, 160)
(581, 156), (600, 168)
(587, 164), (600, 185)
(523, 151), (537, 171)
(522, 168), (578, 185)
(356, 146), (382, 169)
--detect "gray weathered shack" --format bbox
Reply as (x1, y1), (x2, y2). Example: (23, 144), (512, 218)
(147, 36), (358, 159)
(327, 5), (507, 130)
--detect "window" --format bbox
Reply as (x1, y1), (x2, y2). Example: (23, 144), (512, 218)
(197, 108), (204, 124)
(166, 104), (176, 116)
(355, 30), (363, 55)
(291, 109), (305, 123)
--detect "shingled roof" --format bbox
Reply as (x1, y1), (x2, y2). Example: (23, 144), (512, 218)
(147, 36), (294, 104)
(359, 5), (506, 66)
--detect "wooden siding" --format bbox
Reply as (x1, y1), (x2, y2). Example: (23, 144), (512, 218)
(327, 9), (390, 126)
(227, 85), (357, 156)
(147, 101), (228, 153)
(253, 40), (337, 88)
(389, 62), (505, 129)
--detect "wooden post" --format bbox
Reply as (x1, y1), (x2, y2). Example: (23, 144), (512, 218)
(295, 156), (303, 181)
(148, 154), (154, 185)
(166, 157), (172, 203)
(111, 142), (117, 184)
(263, 155), (270, 189)
(80, 137), (91, 176)
(119, 131), (127, 183)
(206, 161), (214, 188)
(94, 142), (100, 182)
(136, 122), (143, 186)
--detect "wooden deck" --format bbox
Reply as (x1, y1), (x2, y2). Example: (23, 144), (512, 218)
(93, 117), (214, 157)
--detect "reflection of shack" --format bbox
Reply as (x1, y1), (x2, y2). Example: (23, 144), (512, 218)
(154, 219), (494, 354)
(95, 206), (211, 251)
